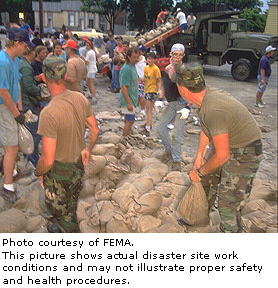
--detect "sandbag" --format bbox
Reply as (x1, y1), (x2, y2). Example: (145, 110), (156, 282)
(18, 124), (34, 155)
(106, 217), (133, 233)
(137, 215), (162, 233)
(37, 83), (51, 102)
(163, 171), (191, 186)
(0, 208), (27, 233)
(241, 199), (273, 216)
(176, 182), (209, 226)
(84, 155), (107, 179)
(132, 176), (153, 195)
(134, 191), (163, 215)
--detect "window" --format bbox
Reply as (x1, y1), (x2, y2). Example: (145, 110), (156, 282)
(69, 14), (75, 27)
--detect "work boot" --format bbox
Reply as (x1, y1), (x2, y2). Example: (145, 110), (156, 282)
(0, 187), (18, 204)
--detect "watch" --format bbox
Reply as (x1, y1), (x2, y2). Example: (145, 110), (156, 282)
(196, 169), (205, 179)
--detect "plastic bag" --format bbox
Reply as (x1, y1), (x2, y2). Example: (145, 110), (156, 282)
(18, 124), (34, 155)
(37, 83), (51, 102)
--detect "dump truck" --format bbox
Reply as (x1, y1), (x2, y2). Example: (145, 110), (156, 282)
(144, 11), (278, 81)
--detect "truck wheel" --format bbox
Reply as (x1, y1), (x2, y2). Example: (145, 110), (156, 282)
(231, 58), (252, 81)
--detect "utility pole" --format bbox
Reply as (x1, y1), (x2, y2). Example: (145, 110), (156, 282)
(39, 0), (43, 38)
(214, 0), (217, 12)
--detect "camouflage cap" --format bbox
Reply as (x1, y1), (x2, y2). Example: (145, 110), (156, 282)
(42, 56), (67, 81)
(173, 62), (205, 93)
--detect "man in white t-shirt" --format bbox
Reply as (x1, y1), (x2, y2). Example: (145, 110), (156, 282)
(176, 8), (189, 32)
(187, 13), (196, 28)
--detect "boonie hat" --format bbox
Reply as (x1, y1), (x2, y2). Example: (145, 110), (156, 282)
(265, 45), (276, 53)
(62, 39), (79, 50)
(174, 62), (205, 93)
(7, 28), (35, 48)
(43, 56), (67, 81)
(138, 44), (147, 53)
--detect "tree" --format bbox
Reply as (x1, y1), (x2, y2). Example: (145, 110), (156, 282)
(239, 7), (267, 32)
(81, 0), (126, 34)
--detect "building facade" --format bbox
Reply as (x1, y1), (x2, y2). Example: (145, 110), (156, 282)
(265, 0), (278, 35)
(32, 0), (126, 34)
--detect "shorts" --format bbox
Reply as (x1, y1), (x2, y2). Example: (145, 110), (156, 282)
(138, 81), (145, 98)
(125, 114), (135, 122)
(257, 74), (269, 93)
(87, 72), (96, 79)
(180, 23), (189, 31)
(144, 92), (156, 102)
(0, 104), (18, 146)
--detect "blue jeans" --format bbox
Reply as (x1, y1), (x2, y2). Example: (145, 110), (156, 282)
(156, 98), (188, 162)
(111, 65), (120, 89)
(22, 105), (41, 167)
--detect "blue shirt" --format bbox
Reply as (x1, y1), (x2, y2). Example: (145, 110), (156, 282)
(106, 39), (117, 59)
(20, 23), (31, 32)
(0, 50), (21, 104)
(258, 54), (271, 77)
(79, 46), (87, 57)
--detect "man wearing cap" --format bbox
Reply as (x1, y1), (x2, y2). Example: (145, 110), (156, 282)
(35, 56), (99, 232)
(0, 28), (35, 203)
(63, 39), (87, 94)
(156, 43), (191, 171)
(175, 8), (189, 32)
(175, 62), (264, 233)
(255, 45), (276, 108)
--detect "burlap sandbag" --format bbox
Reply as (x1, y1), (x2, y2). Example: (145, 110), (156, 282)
(176, 182), (209, 226)
(91, 143), (116, 156)
(131, 176), (153, 195)
(84, 155), (107, 179)
(141, 158), (168, 185)
(137, 215), (162, 233)
(241, 199), (273, 216)
(249, 179), (277, 202)
(134, 191), (163, 215)
(112, 182), (139, 213)
(163, 171), (191, 186)
(101, 132), (122, 145)
(0, 208), (27, 233)
(106, 217), (133, 233)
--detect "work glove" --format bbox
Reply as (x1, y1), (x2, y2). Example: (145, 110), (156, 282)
(14, 112), (26, 125)
(177, 107), (190, 119)
(154, 99), (164, 112)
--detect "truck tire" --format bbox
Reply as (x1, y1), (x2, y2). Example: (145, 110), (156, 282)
(231, 58), (252, 81)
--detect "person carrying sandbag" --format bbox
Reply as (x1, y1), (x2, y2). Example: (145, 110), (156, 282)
(174, 62), (264, 233)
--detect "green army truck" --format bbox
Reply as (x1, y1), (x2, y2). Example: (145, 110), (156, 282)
(151, 11), (278, 81)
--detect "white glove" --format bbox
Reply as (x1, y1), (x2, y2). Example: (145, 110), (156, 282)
(154, 100), (165, 112)
(177, 107), (190, 119)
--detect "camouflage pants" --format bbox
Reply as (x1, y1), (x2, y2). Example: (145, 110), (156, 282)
(201, 142), (264, 233)
(43, 158), (84, 233)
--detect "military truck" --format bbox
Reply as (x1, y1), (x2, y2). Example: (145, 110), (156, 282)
(145, 11), (278, 81)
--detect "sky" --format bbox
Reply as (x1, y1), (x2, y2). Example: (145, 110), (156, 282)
(262, 0), (269, 11)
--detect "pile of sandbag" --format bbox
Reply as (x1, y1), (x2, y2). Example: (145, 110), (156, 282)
(0, 128), (277, 233)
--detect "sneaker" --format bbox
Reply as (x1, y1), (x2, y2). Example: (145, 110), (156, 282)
(172, 161), (181, 171)
(0, 187), (18, 204)
(91, 98), (97, 105)
(255, 102), (264, 108)
(167, 123), (174, 129)
(259, 100), (266, 105)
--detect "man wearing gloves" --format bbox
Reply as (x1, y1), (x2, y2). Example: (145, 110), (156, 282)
(175, 62), (264, 233)
(0, 28), (35, 203)
(156, 43), (191, 171)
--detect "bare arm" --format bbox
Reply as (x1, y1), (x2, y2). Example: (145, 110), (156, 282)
(121, 85), (133, 111)
(0, 88), (20, 117)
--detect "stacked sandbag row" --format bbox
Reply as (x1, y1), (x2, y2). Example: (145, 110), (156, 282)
(77, 131), (191, 233)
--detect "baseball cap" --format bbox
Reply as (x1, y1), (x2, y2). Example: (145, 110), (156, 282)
(83, 36), (89, 41)
(138, 44), (147, 53)
(108, 32), (113, 37)
(177, 8), (181, 12)
(171, 43), (185, 54)
(43, 56), (67, 81)
(116, 35), (123, 40)
(98, 33), (102, 38)
(7, 28), (35, 48)
(265, 45), (276, 53)
(174, 62), (205, 93)
(62, 39), (79, 50)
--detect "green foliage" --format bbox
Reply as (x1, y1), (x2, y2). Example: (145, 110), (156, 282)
(239, 7), (267, 32)
(224, 0), (263, 11)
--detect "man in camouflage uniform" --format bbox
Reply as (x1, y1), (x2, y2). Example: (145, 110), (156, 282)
(175, 62), (264, 233)
(35, 56), (99, 232)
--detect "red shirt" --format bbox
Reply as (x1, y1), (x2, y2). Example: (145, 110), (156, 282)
(156, 12), (166, 24)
